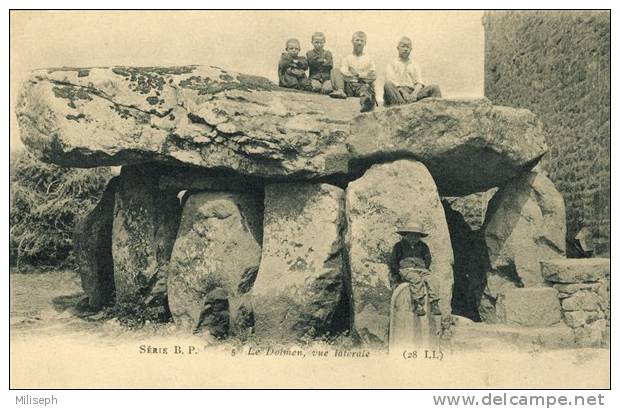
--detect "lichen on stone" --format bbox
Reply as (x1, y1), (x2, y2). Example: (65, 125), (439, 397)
(179, 73), (276, 95)
(52, 85), (93, 109)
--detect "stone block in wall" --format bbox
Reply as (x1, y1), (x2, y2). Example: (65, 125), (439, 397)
(496, 287), (562, 327)
(346, 160), (453, 344)
(167, 192), (263, 337)
(74, 177), (118, 310)
(562, 311), (602, 328)
(252, 183), (346, 342)
(483, 171), (566, 287)
(553, 282), (601, 298)
(560, 291), (601, 312)
(574, 319), (607, 348)
(112, 165), (182, 314)
(541, 258), (610, 283)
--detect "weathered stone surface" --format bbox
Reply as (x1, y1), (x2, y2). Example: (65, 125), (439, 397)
(563, 310), (602, 328)
(452, 323), (575, 350)
(560, 291), (600, 312)
(158, 164), (263, 193)
(541, 258), (610, 283)
(252, 183), (346, 341)
(112, 165), (181, 313)
(496, 287), (562, 326)
(167, 192), (263, 336)
(483, 171), (566, 287)
(346, 160), (453, 344)
(74, 177), (117, 310)
(477, 273), (519, 323)
(17, 66), (548, 196)
(389, 283), (440, 349)
(442, 189), (497, 231)
(553, 282), (600, 296)
(574, 319), (607, 348)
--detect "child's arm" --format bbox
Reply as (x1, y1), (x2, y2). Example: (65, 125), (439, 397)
(359, 58), (377, 82)
(306, 50), (320, 69)
(297, 56), (309, 70)
(278, 55), (292, 71)
(324, 51), (334, 69)
(340, 56), (357, 81)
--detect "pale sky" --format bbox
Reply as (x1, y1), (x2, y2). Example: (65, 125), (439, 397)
(10, 11), (485, 150)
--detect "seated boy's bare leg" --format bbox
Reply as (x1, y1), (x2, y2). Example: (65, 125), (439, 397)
(329, 69), (347, 98)
(321, 80), (333, 94)
(299, 78), (312, 91)
(310, 79), (323, 93)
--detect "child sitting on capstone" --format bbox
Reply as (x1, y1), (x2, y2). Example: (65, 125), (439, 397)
(306, 32), (334, 94)
(278, 38), (310, 90)
(383, 36), (442, 107)
(389, 221), (441, 316)
(330, 31), (377, 113)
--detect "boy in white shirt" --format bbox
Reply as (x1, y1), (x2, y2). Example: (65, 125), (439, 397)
(384, 37), (442, 107)
(330, 31), (377, 113)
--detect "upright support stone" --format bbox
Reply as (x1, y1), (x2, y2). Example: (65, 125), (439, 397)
(112, 165), (181, 312)
(252, 183), (347, 342)
(74, 177), (118, 310)
(479, 170), (566, 321)
(483, 170), (566, 286)
(346, 160), (454, 345)
(167, 191), (263, 338)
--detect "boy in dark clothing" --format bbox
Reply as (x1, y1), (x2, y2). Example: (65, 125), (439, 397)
(389, 222), (441, 316)
(306, 32), (334, 94)
(278, 38), (310, 90)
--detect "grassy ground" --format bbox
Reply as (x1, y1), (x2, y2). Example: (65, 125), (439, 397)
(9, 269), (611, 389)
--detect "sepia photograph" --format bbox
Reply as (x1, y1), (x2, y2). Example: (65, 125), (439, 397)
(8, 8), (611, 392)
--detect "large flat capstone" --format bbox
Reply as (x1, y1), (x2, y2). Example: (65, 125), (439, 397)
(17, 66), (547, 196)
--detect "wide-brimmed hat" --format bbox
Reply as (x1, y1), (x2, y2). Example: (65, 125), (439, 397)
(396, 221), (428, 237)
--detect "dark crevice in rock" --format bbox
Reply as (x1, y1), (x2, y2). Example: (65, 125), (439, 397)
(442, 200), (490, 322)
(238, 266), (259, 295)
(535, 235), (565, 254)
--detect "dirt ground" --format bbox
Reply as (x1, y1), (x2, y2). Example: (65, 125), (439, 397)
(10, 270), (611, 389)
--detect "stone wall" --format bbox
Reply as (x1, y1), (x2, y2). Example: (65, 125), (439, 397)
(484, 11), (610, 255)
(541, 258), (610, 347)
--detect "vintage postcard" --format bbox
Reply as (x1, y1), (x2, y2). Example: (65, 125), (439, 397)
(9, 9), (611, 389)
